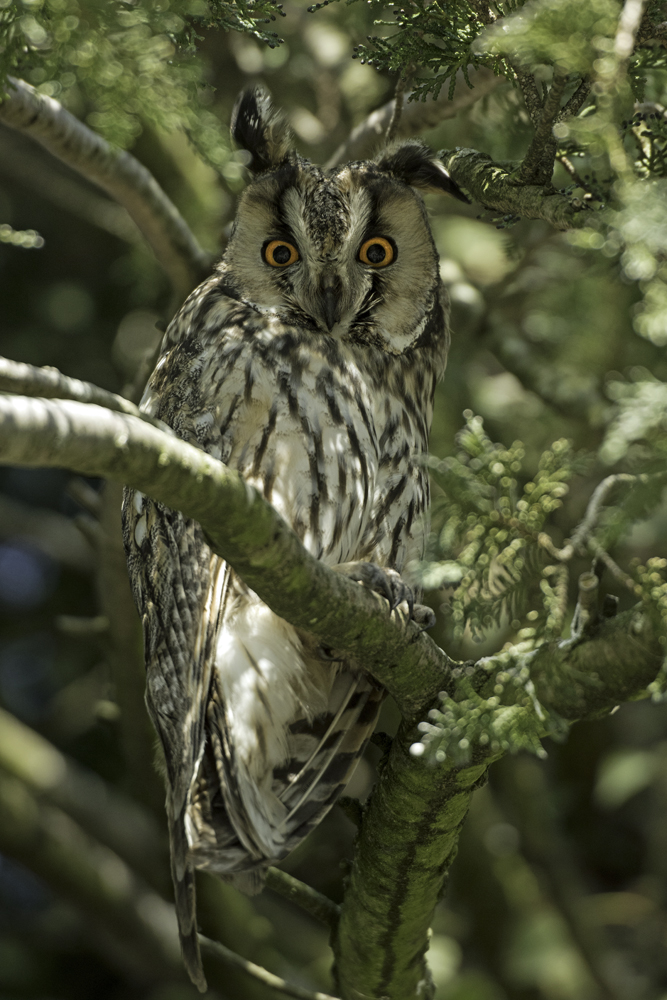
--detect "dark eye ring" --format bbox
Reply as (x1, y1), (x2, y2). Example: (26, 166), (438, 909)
(263, 240), (299, 267)
(359, 237), (395, 267)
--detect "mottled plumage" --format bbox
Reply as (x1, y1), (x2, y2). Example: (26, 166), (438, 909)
(122, 88), (463, 991)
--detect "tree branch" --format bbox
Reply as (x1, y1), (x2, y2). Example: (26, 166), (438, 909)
(265, 867), (340, 929)
(326, 68), (503, 168)
(516, 69), (569, 185)
(200, 935), (341, 1000)
(439, 147), (593, 229)
(333, 604), (664, 999)
(0, 355), (170, 431)
(0, 78), (210, 295)
(0, 391), (452, 719)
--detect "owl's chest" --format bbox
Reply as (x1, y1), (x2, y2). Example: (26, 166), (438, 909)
(154, 328), (429, 565)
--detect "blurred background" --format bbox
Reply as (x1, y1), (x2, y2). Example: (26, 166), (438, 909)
(1, 1), (667, 997)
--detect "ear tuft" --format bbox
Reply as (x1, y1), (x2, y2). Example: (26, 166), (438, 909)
(231, 87), (294, 174)
(375, 140), (470, 203)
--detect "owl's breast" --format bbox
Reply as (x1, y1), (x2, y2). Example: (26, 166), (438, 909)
(209, 338), (381, 566)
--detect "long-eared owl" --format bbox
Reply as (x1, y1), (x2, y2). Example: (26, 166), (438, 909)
(122, 88), (465, 991)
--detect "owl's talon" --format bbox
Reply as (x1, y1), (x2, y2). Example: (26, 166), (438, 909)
(335, 561), (431, 627)
(413, 604), (437, 631)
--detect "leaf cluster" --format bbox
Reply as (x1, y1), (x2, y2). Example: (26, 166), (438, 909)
(0, 0), (283, 148)
(307, 0), (522, 102)
(412, 647), (569, 767)
(422, 412), (575, 642)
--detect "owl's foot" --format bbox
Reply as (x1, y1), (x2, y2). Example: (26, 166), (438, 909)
(334, 562), (436, 630)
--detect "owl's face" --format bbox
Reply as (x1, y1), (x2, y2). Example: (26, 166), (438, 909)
(221, 89), (467, 356)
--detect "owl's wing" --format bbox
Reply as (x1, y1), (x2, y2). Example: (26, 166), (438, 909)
(123, 488), (228, 991)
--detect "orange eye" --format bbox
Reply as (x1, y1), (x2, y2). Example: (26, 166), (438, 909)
(359, 237), (395, 267)
(263, 239), (299, 267)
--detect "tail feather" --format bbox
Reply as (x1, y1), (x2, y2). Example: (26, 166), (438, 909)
(171, 819), (207, 993)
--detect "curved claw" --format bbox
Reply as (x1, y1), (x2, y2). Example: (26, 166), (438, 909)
(334, 561), (432, 628)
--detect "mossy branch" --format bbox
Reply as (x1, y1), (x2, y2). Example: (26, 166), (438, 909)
(439, 147), (593, 229)
(0, 389), (452, 718)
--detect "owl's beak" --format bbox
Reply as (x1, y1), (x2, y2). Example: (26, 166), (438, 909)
(319, 273), (343, 331)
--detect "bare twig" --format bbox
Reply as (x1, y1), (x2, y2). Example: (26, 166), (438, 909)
(265, 867), (340, 928)
(515, 69), (543, 126)
(0, 77), (210, 295)
(571, 572), (601, 640)
(200, 935), (340, 1000)
(559, 80), (591, 121)
(326, 68), (503, 168)
(384, 73), (407, 145)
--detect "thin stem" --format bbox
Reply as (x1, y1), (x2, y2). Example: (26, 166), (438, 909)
(559, 79), (591, 121)
(385, 73), (407, 145)
(199, 936), (340, 1000)
(326, 68), (502, 168)
(0, 77), (210, 295)
(265, 867), (340, 928)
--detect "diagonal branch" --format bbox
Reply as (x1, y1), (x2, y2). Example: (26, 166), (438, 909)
(326, 68), (503, 168)
(0, 391), (452, 719)
(0, 78), (210, 295)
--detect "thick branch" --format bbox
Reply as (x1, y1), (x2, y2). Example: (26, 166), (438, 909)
(326, 68), (502, 168)
(0, 78), (210, 295)
(439, 148), (593, 229)
(333, 605), (664, 999)
(0, 392), (452, 718)
(0, 355), (169, 430)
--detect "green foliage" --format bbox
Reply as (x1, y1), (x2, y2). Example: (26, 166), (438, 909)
(411, 647), (569, 767)
(422, 413), (575, 642)
(600, 373), (667, 465)
(632, 556), (667, 701)
(477, 0), (621, 76)
(0, 0), (283, 147)
(308, 0), (518, 101)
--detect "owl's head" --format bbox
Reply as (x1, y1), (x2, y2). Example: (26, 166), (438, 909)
(221, 88), (466, 356)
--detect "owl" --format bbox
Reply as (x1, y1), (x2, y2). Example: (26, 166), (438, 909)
(122, 88), (466, 991)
